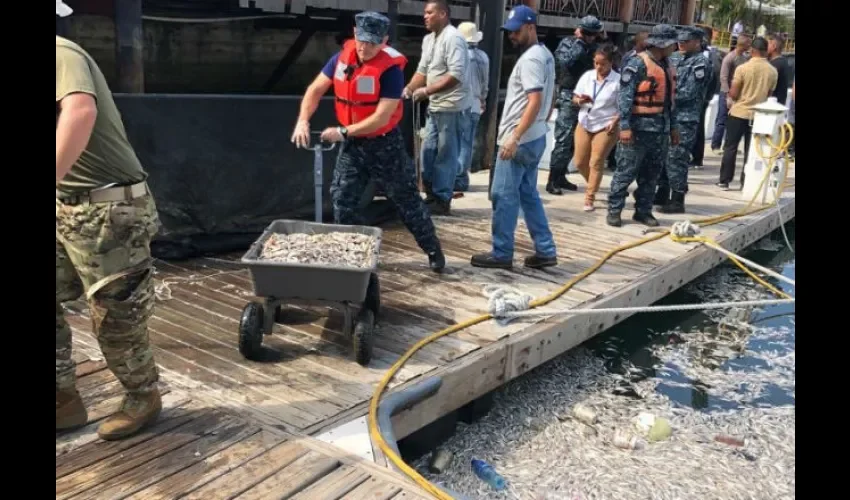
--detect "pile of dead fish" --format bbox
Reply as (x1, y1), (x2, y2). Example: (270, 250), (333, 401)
(259, 232), (377, 269)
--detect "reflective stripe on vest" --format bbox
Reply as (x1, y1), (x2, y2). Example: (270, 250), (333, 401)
(632, 52), (677, 116)
(332, 40), (407, 138)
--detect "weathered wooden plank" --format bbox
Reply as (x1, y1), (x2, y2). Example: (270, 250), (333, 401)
(57, 400), (201, 477)
(339, 477), (402, 500)
(288, 465), (370, 500)
(180, 440), (311, 499)
(235, 450), (341, 499)
(123, 429), (286, 500)
(70, 418), (261, 500)
(56, 391), (192, 459)
(56, 409), (232, 499)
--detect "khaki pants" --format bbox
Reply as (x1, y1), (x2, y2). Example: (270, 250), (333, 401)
(573, 122), (619, 205)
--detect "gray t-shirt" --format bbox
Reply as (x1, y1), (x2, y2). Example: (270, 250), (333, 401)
(416, 24), (469, 112)
(497, 43), (556, 146)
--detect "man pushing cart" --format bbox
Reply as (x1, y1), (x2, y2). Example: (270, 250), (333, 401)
(290, 10), (446, 273)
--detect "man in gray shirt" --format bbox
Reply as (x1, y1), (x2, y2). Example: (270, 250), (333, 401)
(403, 0), (469, 215)
(471, 4), (557, 270)
(455, 21), (490, 193)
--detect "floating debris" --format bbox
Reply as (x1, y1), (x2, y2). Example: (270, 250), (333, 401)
(412, 250), (795, 500)
(258, 232), (377, 269)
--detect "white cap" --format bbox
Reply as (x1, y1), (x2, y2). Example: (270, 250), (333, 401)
(56, 0), (73, 17)
(457, 22), (483, 43)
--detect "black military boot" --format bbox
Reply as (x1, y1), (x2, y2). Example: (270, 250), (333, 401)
(429, 198), (451, 216)
(633, 212), (659, 227)
(470, 253), (512, 269)
(653, 186), (670, 207)
(428, 246), (446, 272)
(606, 212), (622, 227)
(660, 192), (685, 214)
(524, 254), (557, 269)
(555, 177), (578, 191)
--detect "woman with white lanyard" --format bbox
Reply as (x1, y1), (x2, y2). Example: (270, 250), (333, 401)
(571, 45), (621, 212)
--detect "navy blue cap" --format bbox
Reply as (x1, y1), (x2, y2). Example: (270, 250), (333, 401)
(502, 5), (537, 32)
(677, 26), (704, 42)
(354, 11), (390, 45)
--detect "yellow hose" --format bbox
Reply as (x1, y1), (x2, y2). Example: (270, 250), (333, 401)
(367, 122), (795, 499)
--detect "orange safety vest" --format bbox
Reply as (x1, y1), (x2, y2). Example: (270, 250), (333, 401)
(333, 39), (406, 138)
(632, 52), (677, 116)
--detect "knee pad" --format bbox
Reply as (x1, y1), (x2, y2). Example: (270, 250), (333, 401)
(88, 268), (155, 337)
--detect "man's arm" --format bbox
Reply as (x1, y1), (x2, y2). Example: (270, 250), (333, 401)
(405, 38), (431, 93)
(510, 53), (548, 144)
(719, 53), (733, 93)
(56, 93), (97, 183)
(423, 34), (468, 96)
(617, 61), (640, 132)
(480, 51), (491, 101)
(346, 99), (400, 137)
(346, 65), (405, 137)
(728, 66), (743, 101)
(56, 48), (99, 184)
(297, 73), (334, 124)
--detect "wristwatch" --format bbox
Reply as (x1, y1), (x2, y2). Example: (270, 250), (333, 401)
(337, 126), (348, 139)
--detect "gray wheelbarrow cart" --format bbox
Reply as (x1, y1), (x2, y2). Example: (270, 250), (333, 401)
(237, 132), (382, 366)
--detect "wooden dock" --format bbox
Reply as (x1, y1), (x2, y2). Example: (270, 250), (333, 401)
(58, 150), (795, 497)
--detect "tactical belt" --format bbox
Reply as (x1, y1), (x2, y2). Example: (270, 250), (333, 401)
(57, 181), (148, 206)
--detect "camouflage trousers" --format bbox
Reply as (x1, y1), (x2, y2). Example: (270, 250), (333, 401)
(56, 192), (161, 395)
(548, 99), (580, 181)
(608, 131), (670, 215)
(657, 121), (699, 195)
(331, 128), (440, 254)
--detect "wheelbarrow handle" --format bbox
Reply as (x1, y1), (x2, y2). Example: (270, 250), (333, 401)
(305, 130), (338, 151)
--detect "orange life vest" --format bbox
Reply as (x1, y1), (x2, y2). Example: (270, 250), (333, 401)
(632, 52), (677, 116)
(332, 39), (406, 138)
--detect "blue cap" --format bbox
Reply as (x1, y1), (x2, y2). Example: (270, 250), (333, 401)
(502, 5), (537, 32)
(646, 24), (679, 48)
(354, 11), (390, 45)
(579, 15), (603, 33)
(677, 26), (704, 42)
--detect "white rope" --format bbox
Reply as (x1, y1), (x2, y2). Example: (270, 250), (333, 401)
(483, 285), (533, 325)
(482, 217), (795, 324)
(671, 220), (701, 238)
(495, 298), (794, 320)
(673, 219), (794, 286)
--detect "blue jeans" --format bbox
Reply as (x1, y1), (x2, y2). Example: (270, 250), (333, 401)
(490, 135), (557, 260)
(421, 110), (463, 202)
(710, 92), (728, 150)
(455, 110), (481, 191)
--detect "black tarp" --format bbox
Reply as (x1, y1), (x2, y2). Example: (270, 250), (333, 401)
(115, 94), (411, 260)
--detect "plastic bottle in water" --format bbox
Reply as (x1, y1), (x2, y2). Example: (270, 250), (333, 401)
(471, 458), (506, 490)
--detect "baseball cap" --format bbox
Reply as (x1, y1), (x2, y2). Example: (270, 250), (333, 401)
(56, 0), (73, 17)
(502, 5), (537, 32)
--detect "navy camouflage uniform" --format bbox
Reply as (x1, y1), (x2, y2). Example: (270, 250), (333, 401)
(547, 15), (603, 194)
(607, 25), (679, 228)
(655, 26), (711, 213)
(329, 12), (445, 271)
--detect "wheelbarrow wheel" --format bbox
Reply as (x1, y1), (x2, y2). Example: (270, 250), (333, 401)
(364, 272), (381, 315)
(238, 302), (264, 361)
(352, 308), (375, 366)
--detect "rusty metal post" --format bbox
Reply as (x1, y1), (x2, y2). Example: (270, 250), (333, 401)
(389, 0), (400, 44)
(114, 0), (144, 93)
(480, 0), (506, 199)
